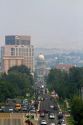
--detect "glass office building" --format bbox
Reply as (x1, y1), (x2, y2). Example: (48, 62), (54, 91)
(5, 35), (31, 45)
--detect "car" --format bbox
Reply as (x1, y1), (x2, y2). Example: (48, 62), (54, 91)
(29, 107), (36, 113)
(61, 119), (65, 122)
(50, 123), (56, 125)
(58, 112), (63, 119)
(22, 99), (28, 106)
(49, 113), (55, 119)
(40, 120), (47, 125)
(58, 119), (65, 125)
(1, 106), (5, 112)
(57, 120), (62, 124)
(50, 105), (54, 109)
(8, 107), (14, 112)
(15, 103), (21, 111)
(61, 123), (66, 125)
(22, 105), (27, 112)
(54, 105), (58, 110)
(61, 122), (66, 125)
(40, 112), (45, 117)
(39, 109), (49, 114)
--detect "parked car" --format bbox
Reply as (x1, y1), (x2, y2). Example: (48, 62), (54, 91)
(0, 108), (3, 112)
(15, 103), (21, 112)
(1, 106), (5, 112)
(8, 107), (14, 112)
(22, 105), (27, 112)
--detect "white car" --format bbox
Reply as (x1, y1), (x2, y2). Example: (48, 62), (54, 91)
(9, 107), (14, 112)
(41, 120), (47, 125)
(50, 105), (54, 109)
(61, 121), (66, 125)
(61, 123), (66, 125)
(50, 123), (56, 125)
(49, 113), (55, 119)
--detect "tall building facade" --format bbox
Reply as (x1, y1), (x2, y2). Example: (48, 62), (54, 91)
(1, 35), (34, 73)
(5, 35), (31, 45)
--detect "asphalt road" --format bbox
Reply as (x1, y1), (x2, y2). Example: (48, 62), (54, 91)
(39, 94), (58, 125)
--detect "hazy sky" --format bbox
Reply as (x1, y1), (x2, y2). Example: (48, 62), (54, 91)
(0, 0), (83, 49)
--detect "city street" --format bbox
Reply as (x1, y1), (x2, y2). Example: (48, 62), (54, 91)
(39, 94), (58, 125)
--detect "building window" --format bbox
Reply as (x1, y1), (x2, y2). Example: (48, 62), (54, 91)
(16, 48), (18, 56)
(16, 40), (19, 45)
(11, 48), (15, 56)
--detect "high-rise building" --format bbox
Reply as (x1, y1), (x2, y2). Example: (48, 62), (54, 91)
(1, 35), (34, 73)
(5, 35), (31, 45)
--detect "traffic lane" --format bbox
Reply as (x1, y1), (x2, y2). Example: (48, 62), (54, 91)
(38, 114), (48, 125)
(40, 99), (50, 112)
(48, 112), (58, 125)
(40, 95), (58, 109)
(40, 95), (54, 110)
(40, 98), (58, 113)
(39, 113), (57, 125)
(39, 95), (58, 125)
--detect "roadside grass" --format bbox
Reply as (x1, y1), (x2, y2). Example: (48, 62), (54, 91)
(57, 99), (75, 125)
(57, 99), (67, 112)
(66, 115), (75, 125)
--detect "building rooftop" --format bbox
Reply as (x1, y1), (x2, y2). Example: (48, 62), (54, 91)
(56, 64), (75, 72)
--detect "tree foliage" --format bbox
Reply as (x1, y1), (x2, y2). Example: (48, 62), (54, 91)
(8, 65), (30, 75)
(71, 96), (83, 125)
(47, 67), (83, 99)
(47, 67), (83, 124)
(0, 65), (34, 102)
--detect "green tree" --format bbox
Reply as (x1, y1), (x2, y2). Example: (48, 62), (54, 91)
(0, 80), (17, 102)
(8, 65), (30, 75)
(0, 65), (34, 102)
(47, 68), (69, 98)
(71, 96), (83, 125)
(47, 67), (83, 99)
